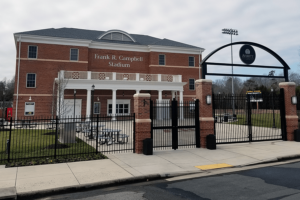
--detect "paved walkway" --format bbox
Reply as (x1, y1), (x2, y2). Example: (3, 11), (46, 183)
(1, 141), (300, 199)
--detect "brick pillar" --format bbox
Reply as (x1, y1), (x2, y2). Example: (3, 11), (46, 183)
(279, 82), (298, 141)
(195, 79), (214, 148)
(134, 93), (151, 154)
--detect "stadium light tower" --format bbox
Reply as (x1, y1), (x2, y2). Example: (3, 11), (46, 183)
(222, 28), (238, 116)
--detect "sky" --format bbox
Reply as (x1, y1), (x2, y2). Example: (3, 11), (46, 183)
(0, 0), (299, 82)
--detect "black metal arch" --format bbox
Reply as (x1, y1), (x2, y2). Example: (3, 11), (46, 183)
(201, 41), (290, 81)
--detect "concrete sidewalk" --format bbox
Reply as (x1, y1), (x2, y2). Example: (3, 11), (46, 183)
(1, 141), (300, 199)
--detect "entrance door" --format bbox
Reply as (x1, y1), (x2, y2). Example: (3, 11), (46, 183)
(63, 99), (82, 118)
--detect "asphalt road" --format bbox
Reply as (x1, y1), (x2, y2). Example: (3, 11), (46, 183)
(35, 161), (300, 200)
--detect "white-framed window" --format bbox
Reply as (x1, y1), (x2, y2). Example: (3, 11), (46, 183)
(26, 73), (36, 88)
(70, 48), (79, 61)
(189, 56), (195, 67)
(28, 45), (38, 59)
(189, 79), (195, 90)
(94, 102), (101, 114)
(25, 102), (35, 116)
(107, 99), (130, 115)
(159, 54), (165, 65)
(189, 101), (195, 113)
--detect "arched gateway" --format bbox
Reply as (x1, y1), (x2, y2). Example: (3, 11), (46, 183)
(200, 41), (290, 144)
(201, 41), (290, 81)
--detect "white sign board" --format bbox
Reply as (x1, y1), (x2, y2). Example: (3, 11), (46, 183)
(25, 102), (35, 115)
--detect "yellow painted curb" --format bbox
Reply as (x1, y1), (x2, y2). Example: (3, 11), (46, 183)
(195, 163), (233, 170)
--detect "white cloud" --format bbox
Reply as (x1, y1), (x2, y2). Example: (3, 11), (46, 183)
(0, 0), (299, 81)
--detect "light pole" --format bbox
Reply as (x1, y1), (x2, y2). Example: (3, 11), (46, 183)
(73, 89), (76, 122)
(89, 85), (95, 139)
(271, 88), (276, 128)
(222, 28), (238, 117)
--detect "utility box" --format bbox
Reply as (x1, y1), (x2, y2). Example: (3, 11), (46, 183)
(206, 134), (216, 150)
(143, 138), (153, 155)
(294, 129), (300, 142)
(59, 122), (76, 143)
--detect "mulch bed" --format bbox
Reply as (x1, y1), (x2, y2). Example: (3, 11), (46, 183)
(2, 154), (107, 168)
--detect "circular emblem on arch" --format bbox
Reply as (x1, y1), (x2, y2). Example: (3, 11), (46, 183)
(239, 45), (256, 65)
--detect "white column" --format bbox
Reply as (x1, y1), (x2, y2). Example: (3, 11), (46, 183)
(180, 90), (184, 119)
(59, 88), (64, 118)
(136, 73), (139, 81)
(86, 89), (91, 118)
(158, 74), (161, 82)
(158, 90), (162, 103)
(136, 90), (140, 94)
(87, 71), (91, 80)
(172, 91), (175, 100)
(112, 72), (116, 80)
(158, 90), (163, 120)
(112, 89), (117, 120)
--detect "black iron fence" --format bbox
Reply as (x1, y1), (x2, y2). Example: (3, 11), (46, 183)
(150, 99), (199, 150)
(213, 92), (285, 144)
(0, 114), (135, 163)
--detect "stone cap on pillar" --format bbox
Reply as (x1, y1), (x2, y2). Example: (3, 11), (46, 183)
(195, 79), (212, 84)
(133, 93), (150, 98)
(279, 82), (296, 86)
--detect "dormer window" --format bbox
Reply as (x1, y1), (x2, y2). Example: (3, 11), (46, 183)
(99, 30), (135, 42)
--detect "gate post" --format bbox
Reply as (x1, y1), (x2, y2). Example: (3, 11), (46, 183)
(279, 82), (298, 141)
(134, 93), (151, 154)
(195, 79), (214, 148)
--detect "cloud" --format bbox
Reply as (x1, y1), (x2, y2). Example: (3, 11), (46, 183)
(0, 0), (299, 81)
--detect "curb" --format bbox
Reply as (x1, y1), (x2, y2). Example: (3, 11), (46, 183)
(16, 174), (161, 200)
(10, 154), (300, 199)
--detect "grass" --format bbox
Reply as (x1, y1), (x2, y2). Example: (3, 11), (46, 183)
(0, 128), (106, 165)
(229, 113), (281, 128)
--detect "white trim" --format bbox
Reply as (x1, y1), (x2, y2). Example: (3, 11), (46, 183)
(28, 45), (38, 59)
(70, 48), (79, 61)
(149, 45), (205, 55)
(14, 34), (91, 47)
(89, 41), (149, 52)
(107, 99), (130, 115)
(26, 73), (36, 88)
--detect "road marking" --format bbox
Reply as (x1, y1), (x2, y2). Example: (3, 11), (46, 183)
(195, 163), (233, 170)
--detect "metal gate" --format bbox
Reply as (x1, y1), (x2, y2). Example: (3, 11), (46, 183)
(150, 99), (200, 150)
(213, 89), (286, 144)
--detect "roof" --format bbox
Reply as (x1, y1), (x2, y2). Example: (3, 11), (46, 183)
(15, 28), (202, 49)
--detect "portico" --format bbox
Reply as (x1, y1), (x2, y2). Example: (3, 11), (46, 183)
(55, 70), (186, 118)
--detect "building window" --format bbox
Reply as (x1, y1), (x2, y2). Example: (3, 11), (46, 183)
(25, 102), (35, 116)
(189, 56), (195, 67)
(26, 74), (36, 88)
(94, 102), (100, 114)
(107, 99), (130, 115)
(70, 49), (78, 61)
(189, 101), (195, 113)
(159, 55), (165, 65)
(28, 46), (37, 58)
(189, 79), (195, 90)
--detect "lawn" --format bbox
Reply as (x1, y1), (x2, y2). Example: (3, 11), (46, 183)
(229, 113), (281, 128)
(0, 128), (102, 164)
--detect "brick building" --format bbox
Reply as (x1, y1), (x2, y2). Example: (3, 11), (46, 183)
(13, 28), (204, 119)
